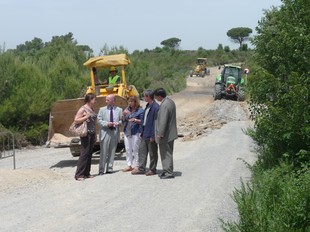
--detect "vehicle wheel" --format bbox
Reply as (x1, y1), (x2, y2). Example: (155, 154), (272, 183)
(189, 70), (193, 77)
(237, 89), (245, 101)
(70, 145), (80, 157)
(70, 138), (81, 157)
(214, 84), (222, 100)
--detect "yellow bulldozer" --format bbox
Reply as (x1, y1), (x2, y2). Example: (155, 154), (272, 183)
(47, 54), (139, 156)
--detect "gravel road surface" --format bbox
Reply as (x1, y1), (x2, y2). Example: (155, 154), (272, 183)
(0, 67), (256, 232)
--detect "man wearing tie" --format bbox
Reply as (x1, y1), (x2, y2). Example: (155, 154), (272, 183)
(97, 94), (123, 175)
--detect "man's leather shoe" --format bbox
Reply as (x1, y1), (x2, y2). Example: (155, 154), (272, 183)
(131, 169), (145, 175)
(145, 170), (156, 176)
(98, 172), (104, 176)
(122, 166), (133, 172)
(159, 172), (167, 177)
(106, 171), (113, 174)
(159, 172), (175, 179)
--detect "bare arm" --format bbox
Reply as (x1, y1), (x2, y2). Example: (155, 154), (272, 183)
(74, 107), (90, 124)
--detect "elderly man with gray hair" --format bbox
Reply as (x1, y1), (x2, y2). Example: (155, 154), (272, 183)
(97, 94), (123, 175)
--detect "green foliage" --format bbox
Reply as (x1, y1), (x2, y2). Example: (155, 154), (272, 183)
(240, 44), (248, 51)
(128, 50), (188, 94)
(222, 163), (310, 231)
(0, 32), (251, 145)
(227, 27), (253, 48)
(24, 123), (49, 146)
(254, 2), (310, 78)
(0, 123), (28, 148)
(99, 43), (128, 56)
(224, 46), (231, 52)
(0, 33), (89, 144)
(224, 1), (310, 231)
(160, 37), (181, 49)
(249, 0), (310, 169)
(248, 71), (309, 169)
(217, 44), (224, 50)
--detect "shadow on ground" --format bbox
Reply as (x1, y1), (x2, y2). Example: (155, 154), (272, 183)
(50, 151), (125, 169)
(156, 170), (183, 177)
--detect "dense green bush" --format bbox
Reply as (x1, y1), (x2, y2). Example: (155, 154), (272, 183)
(248, 70), (310, 169)
(0, 33), (89, 144)
(248, 0), (310, 169)
(128, 49), (190, 94)
(223, 0), (310, 231)
(222, 163), (310, 231)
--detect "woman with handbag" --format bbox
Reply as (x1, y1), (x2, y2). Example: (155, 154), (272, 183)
(74, 93), (97, 181)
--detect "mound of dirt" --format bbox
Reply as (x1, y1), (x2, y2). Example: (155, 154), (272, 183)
(174, 67), (250, 141)
(48, 133), (73, 147)
(0, 169), (62, 196)
(178, 100), (250, 141)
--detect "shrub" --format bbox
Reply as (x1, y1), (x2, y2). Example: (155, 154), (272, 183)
(24, 123), (49, 146)
(222, 163), (310, 231)
(222, 1), (310, 230)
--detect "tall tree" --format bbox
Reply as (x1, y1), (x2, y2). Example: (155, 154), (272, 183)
(217, 43), (224, 50)
(249, 0), (310, 167)
(226, 27), (252, 48)
(99, 44), (128, 55)
(160, 37), (181, 49)
(15, 37), (44, 53)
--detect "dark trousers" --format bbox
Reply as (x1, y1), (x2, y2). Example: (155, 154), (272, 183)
(158, 141), (174, 175)
(75, 133), (95, 179)
(138, 138), (158, 172)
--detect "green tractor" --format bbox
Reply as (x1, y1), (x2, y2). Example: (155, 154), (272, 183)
(214, 64), (245, 101)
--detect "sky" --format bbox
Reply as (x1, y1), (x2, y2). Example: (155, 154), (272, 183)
(0, 0), (282, 54)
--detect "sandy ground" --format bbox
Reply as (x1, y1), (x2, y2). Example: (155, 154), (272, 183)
(0, 67), (256, 232)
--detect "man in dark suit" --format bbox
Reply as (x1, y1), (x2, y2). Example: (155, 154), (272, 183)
(132, 89), (160, 176)
(154, 88), (178, 179)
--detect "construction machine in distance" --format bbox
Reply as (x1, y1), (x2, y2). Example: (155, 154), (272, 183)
(213, 64), (245, 101)
(189, 58), (210, 77)
(47, 54), (139, 156)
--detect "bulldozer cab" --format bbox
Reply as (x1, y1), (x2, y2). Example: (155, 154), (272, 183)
(196, 58), (207, 65)
(84, 54), (138, 98)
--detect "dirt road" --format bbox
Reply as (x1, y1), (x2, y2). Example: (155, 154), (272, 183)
(0, 67), (255, 232)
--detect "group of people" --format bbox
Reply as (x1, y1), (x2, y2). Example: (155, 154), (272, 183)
(74, 88), (178, 181)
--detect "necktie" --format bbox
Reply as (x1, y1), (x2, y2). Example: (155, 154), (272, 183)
(110, 107), (113, 123)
